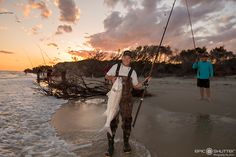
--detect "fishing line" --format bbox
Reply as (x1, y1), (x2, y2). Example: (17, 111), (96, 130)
(22, 48), (34, 68)
(36, 44), (47, 65)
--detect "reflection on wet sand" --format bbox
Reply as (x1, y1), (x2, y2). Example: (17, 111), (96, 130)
(51, 77), (236, 157)
(194, 114), (213, 147)
(51, 100), (151, 157)
(51, 99), (236, 157)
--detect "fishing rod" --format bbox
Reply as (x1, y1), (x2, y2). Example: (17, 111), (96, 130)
(185, 0), (201, 65)
(22, 48), (34, 68)
(36, 44), (47, 65)
(41, 47), (53, 63)
(185, 0), (196, 49)
(132, 0), (177, 127)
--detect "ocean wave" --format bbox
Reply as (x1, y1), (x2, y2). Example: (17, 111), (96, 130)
(0, 73), (76, 157)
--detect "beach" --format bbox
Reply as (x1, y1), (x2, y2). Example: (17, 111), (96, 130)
(0, 71), (235, 157)
(51, 76), (236, 157)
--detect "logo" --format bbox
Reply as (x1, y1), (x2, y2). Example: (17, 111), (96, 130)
(194, 147), (235, 156)
(206, 148), (213, 155)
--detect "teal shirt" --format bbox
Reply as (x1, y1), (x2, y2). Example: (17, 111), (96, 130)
(192, 61), (213, 79)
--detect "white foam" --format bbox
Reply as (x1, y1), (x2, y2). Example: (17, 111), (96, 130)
(84, 98), (106, 104)
(0, 72), (76, 157)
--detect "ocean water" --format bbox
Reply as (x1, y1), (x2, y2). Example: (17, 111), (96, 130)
(0, 71), (76, 157)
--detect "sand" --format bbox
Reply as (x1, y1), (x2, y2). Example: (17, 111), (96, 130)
(51, 76), (236, 157)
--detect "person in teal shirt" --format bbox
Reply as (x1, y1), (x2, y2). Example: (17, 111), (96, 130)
(192, 53), (213, 102)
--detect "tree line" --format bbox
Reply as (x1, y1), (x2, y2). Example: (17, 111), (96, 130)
(25, 45), (236, 77)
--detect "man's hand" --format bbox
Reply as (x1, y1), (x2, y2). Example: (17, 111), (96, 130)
(133, 76), (152, 89)
(111, 76), (117, 83)
(105, 75), (117, 83)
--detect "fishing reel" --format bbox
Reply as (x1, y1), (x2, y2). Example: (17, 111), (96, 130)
(142, 80), (149, 88)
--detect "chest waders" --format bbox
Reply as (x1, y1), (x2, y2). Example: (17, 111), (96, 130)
(105, 63), (133, 156)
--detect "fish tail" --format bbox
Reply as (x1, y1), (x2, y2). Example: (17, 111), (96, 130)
(99, 126), (112, 136)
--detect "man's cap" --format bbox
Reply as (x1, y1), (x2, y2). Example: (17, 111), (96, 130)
(123, 50), (133, 58)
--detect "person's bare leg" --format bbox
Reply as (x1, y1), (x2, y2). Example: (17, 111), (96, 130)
(206, 88), (211, 102)
(200, 88), (204, 100)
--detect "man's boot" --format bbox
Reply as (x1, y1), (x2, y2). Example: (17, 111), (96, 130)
(105, 133), (114, 157)
(123, 133), (131, 153)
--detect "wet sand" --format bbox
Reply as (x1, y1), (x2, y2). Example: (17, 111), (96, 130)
(51, 77), (236, 157)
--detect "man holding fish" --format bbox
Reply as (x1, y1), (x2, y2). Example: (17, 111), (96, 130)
(104, 50), (151, 157)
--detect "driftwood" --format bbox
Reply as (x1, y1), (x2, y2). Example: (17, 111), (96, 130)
(36, 72), (152, 99)
(37, 74), (110, 99)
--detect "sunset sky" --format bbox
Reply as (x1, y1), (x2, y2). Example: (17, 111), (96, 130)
(0, 0), (236, 71)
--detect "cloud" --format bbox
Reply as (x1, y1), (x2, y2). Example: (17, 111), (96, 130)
(55, 0), (80, 23)
(87, 0), (163, 50)
(31, 24), (42, 35)
(53, 0), (79, 35)
(49, 57), (61, 64)
(55, 24), (72, 35)
(87, 0), (236, 52)
(0, 50), (15, 54)
(104, 0), (137, 8)
(0, 0), (4, 3)
(23, 0), (51, 18)
(104, 11), (123, 30)
(47, 42), (58, 48)
(67, 50), (91, 59)
(0, 8), (9, 12)
(67, 49), (118, 60)
(185, 0), (225, 22)
(197, 28), (236, 45)
(21, 24), (42, 35)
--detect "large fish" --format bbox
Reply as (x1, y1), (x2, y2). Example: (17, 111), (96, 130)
(102, 77), (123, 135)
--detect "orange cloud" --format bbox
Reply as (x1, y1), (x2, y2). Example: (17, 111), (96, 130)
(0, 8), (8, 12)
(47, 42), (58, 48)
(67, 50), (90, 58)
(31, 24), (42, 35)
(67, 49), (117, 60)
(23, 0), (51, 18)
(49, 57), (61, 65)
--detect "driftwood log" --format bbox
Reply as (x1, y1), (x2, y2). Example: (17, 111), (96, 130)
(37, 75), (110, 99)
(36, 72), (151, 99)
